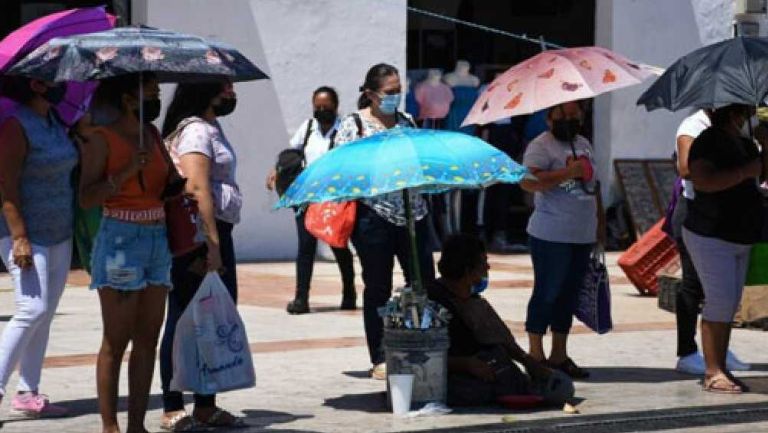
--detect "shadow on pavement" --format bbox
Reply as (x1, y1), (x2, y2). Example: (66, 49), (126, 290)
(308, 305), (359, 315)
(582, 366), (695, 383)
(0, 316), (11, 322)
(52, 393), (164, 417)
(237, 409), (315, 432)
(748, 363), (768, 372)
(341, 370), (370, 379)
(323, 391), (389, 413)
(398, 401), (768, 433)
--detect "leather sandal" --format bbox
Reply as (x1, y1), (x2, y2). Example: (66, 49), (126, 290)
(161, 412), (209, 432)
(704, 373), (743, 394)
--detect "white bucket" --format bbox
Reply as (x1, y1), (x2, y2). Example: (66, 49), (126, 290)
(388, 374), (415, 416)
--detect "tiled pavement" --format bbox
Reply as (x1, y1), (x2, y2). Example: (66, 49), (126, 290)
(1, 252), (768, 432)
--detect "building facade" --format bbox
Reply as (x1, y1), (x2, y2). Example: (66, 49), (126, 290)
(0, 0), (739, 260)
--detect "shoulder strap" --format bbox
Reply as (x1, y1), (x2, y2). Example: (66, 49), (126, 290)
(396, 111), (417, 128)
(301, 119), (313, 150)
(328, 129), (338, 150)
(351, 113), (364, 138)
(150, 124), (180, 178)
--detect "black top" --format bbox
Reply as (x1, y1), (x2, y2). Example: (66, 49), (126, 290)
(427, 280), (487, 357)
(684, 127), (763, 245)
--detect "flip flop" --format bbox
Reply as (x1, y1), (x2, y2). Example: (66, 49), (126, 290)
(703, 373), (743, 394)
(161, 412), (210, 432)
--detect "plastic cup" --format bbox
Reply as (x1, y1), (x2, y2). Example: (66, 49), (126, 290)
(388, 374), (415, 416)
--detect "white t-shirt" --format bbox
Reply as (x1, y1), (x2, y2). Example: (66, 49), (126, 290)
(676, 110), (711, 199)
(172, 117), (242, 224)
(289, 118), (340, 165)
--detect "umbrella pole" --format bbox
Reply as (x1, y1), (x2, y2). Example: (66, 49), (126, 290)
(402, 189), (423, 295)
(138, 71), (146, 190)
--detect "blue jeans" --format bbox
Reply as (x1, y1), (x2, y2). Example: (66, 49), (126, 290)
(159, 220), (237, 412)
(351, 204), (435, 365)
(525, 236), (592, 335)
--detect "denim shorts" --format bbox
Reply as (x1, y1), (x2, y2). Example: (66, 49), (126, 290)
(90, 217), (172, 291)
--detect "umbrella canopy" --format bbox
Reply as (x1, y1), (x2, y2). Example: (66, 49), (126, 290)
(0, 6), (115, 125)
(0, 6), (115, 71)
(7, 26), (268, 83)
(637, 37), (768, 111)
(463, 46), (656, 126)
(274, 128), (529, 209)
(275, 127), (528, 294)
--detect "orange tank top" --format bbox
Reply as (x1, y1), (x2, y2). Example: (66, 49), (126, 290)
(93, 125), (169, 212)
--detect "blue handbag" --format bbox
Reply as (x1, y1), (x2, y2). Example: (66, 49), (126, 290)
(575, 249), (613, 334)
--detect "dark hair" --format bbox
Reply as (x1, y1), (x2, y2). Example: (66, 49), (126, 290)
(312, 86), (339, 108)
(0, 76), (35, 104)
(93, 72), (157, 114)
(437, 234), (487, 280)
(546, 100), (584, 120)
(357, 63), (399, 109)
(162, 80), (226, 137)
(710, 104), (750, 128)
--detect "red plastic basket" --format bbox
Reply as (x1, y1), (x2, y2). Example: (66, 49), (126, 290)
(618, 219), (679, 296)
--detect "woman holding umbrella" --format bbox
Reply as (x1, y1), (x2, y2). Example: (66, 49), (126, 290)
(520, 101), (596, 379)
(334, 63), (434, 380)
(79, 72), (171, 433)
(0, 76), (75, 418)
(682, 104), (764, 394)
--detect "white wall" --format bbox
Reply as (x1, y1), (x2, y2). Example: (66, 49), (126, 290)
(143, 0), (407, 261)
(594, 0), (733, 202)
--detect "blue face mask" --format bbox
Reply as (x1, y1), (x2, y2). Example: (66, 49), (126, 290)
(378, 93), (401, 114)
(471, 277), (489, 295)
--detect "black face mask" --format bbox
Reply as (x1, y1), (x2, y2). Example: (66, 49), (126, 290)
(133, 98), (161, 123)
(213, 97), (237, 117)
(551, 119), (581, 142)
(313, 108), (336, 124)
(42, 83), (66, 105)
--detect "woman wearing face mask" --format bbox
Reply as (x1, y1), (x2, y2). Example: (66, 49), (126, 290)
(79, 73), (171, 433)
(266, 86), (356, 314)
(519, 101), (597, 380)
(426, 234), (558, 406)
(157, 79), (246, 430)
(0, 77), (76, 418)
(682, 104), (765, 394)
(334, 63), (434, 380)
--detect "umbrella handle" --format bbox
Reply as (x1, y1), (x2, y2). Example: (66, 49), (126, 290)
(568, 139), (597, 196)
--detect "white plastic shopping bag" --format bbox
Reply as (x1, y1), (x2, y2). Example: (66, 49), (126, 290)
(170, 272), (256, 394)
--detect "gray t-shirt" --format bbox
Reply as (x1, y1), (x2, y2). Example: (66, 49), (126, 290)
(523, 131), (597, 244)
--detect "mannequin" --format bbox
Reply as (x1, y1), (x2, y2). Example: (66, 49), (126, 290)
(444, 60), (480, 134)
(415, 68), (453, 128)
(444, 60), (480, 88)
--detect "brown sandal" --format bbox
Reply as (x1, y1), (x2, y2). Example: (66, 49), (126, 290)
(703, 373), (743, 394)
